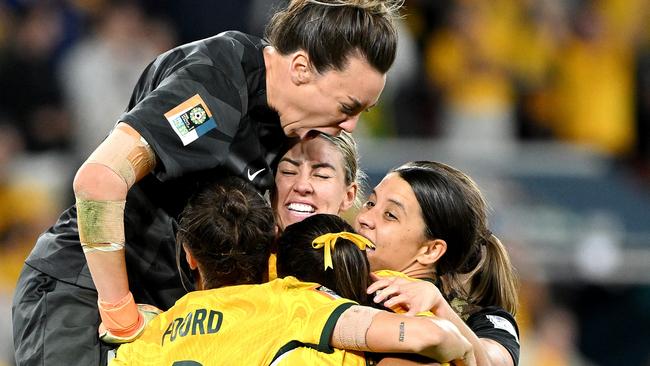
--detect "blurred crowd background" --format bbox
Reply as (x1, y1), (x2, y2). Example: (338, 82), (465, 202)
(0, 0), (649, 365)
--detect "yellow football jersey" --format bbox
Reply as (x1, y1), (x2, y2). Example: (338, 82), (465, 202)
(110, 276), (365, 366)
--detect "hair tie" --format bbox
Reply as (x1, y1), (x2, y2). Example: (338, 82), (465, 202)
(312, 232), (375, 270)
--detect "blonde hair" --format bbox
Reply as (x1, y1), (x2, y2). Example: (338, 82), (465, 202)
(318, 131), (367, 209)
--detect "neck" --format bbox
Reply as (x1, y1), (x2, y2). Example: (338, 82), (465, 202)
(194, 270), (204, 291)
(402, 267), (436, 280)
(399, 261), (436, 280)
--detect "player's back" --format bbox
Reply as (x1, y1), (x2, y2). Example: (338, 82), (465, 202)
(110, 276), (365, 365)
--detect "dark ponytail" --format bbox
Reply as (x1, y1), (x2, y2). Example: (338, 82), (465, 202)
(466, 233), (519, 315)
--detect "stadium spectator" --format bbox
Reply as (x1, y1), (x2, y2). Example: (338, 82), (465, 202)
(60, 1), (176, 160)
(0, 2), (72, 152)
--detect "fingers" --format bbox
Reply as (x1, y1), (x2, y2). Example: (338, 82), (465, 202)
(367, 278), (392, 294)
(383, 294), (412, 311)
(367, 275), (412, 294)
(373, 284), (403, 303)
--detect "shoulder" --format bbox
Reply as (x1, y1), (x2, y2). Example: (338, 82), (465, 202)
(196, 31), (265, 63)
(275, 277), (355, 304)
(468, 306), (520, 365)
(150, 31), (261, 74)
(217, 31), (266, 49)
(467, 306), (519, 339)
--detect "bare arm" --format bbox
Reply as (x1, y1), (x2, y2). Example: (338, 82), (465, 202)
(74, 122), (155, 302)
(377, 356), (443, 366)
(330, 306), (475, 366)
(369, 277), (515, 366)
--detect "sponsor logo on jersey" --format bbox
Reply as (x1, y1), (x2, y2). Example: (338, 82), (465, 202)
(315, 285), (341, 299)
(486, 315), (519, 343)
(164, 94), (216, 146)
(247, 168), (265, 181)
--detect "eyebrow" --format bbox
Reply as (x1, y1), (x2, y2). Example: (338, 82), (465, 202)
(312, 162), (336, 170)
(347, 96), (378, 113)
(369, 189), (406, 213)
(280, 158), (335, 170)
(279, 157), (299, 166)
(388, 198), (406, 213)
(347, 97), (363, 111)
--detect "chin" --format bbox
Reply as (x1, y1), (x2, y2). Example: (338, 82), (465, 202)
(281, 212), (316, 228)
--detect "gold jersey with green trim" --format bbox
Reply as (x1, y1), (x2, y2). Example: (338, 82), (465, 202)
(110, 276), (365, 366)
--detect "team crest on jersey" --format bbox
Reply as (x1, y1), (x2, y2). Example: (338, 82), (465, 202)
(164, 94), (217, 146)
(315, 285), (341, 299)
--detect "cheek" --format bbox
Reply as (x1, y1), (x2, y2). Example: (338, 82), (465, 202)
(316, 182), (346, 208)
(372, 230), (410, 260)
(367, 243), (397, 271)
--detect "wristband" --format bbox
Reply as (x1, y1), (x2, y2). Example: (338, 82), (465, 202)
(98, 291), (142, 337)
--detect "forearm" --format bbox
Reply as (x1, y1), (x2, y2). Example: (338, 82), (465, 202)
(74, 162), (130, 302)
(419, 317), (475, 363)
(435, 303), (500, 366)
(85, 250), (129, 302)
(377, 356), (444, 366)
(480, 339), (514, 366)
(333, 308), (472, 364)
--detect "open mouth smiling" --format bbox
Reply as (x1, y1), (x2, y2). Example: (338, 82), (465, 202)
(287, 203), (316, 215)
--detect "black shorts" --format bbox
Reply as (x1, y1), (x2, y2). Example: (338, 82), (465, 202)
(12, 264), (114, 366)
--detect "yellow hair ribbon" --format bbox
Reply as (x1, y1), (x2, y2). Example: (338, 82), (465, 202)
(311, 232), (375, 270)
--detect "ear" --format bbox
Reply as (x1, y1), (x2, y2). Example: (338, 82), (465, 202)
(183, 243), (199, 270)
(289, 51), (313, 85)
(339, 182), (358, 212)
(415, 239), (447, 266)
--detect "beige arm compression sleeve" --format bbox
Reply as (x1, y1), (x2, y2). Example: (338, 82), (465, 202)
(85, 124), (156, 187)
(76, 123), (156, 252)
(332, 305), (381, 351)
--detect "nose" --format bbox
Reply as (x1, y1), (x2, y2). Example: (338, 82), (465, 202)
(338, 115), (360, 133)
(355, 208), (374, 231)
(292, 172), (313, 195)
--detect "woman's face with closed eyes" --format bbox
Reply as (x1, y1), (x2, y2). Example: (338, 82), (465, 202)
(273, 136), (356, 230)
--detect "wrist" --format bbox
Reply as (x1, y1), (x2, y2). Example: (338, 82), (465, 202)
(98, 291), (143, 337)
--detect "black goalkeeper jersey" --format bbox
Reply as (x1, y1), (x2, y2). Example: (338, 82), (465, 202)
(25, 31), (286, 309)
